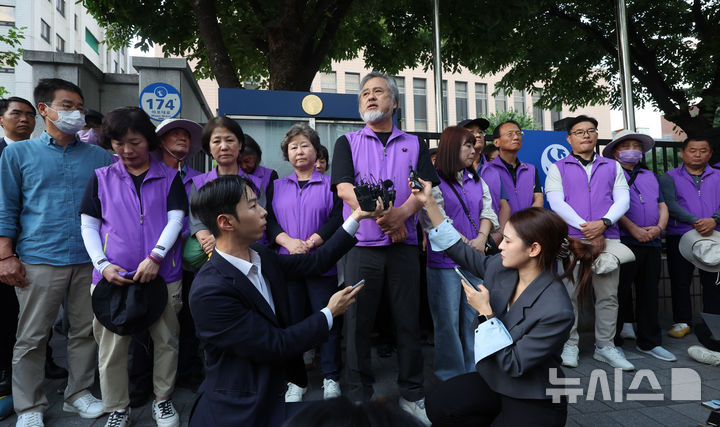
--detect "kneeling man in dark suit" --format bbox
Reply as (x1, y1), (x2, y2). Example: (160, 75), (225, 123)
(188, 175), (383, 426)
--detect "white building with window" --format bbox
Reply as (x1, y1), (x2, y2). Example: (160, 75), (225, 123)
(0, 0), (130, 103)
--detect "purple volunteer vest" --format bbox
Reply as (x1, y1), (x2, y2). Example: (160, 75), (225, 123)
(481, 155), (536, 214)
(344, 125), (420, 246)
(620, 167), (660, 237)
(251, 165), (277, 246)
(427, 171), (485, 268)
(93, 159), (183, 284)
(555, 155), (620, 238)
(665, 165), (720, 235)
(272, 170), (336, 275)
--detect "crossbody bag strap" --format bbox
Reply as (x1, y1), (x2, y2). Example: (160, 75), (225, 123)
(446, 180), (480, 235)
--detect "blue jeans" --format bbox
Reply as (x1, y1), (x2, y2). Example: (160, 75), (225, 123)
(426, 267), (479, 381)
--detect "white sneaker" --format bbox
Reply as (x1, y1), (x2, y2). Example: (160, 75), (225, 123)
(636, 346), (676, 362)
(104, 409), (130, 427)
(688, 345), (720, 366)
(152, 399), (179, 427)
(15, 411), (43, 427)
(285, 382), (306, 402)
(63, 392), (105, 419)
(399, 397), (431, 427)
(594, 345), (635, 370)
(561, 343), (579, 368)
(322, 378), (341, 399)
(620, 323), (636, 340)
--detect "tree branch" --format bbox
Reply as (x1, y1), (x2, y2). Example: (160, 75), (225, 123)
(192, 0), (242, 88)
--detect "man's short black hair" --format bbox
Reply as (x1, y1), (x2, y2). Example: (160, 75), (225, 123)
(566, 115), (598, 134)
(681, 136), (712, 150)
(0, 97), (36, 116)
(33, 78), (84, 106)
(493, 120), (521, 139)
(191, 175), (256, 237)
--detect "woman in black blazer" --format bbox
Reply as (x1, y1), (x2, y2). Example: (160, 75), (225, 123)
(412, 179), (598, 426)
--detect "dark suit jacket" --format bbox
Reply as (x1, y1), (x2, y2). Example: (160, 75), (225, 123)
(188, 227), (357, 427)
(445, 240), (575, 400)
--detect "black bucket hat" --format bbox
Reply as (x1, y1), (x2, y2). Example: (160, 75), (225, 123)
(92, 276), (168, 336)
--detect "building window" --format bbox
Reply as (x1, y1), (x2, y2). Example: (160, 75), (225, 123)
(495, 89), (508, 113)
(550, 107), (563, 126)
(320, 72), (336, 93)
(413, 78), (427, 131)
(85, 28), (99, 54)
(532, 92), (545, 129)
(441, 80), (448, 129)
(455, 81), (468, 123)
(56, 0), (65, 17)
(393, 76), (406, 127)
(40, 20), (51, 43)
(513, 90), (526, 114)
(56, 35), (65, 52)
(74, 14), (78, 30)
(0, 6), (14, 26)
(345, 72), (360, 94)
(475, 83), (488, 117)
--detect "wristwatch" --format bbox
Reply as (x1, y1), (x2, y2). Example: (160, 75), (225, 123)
(601, 217), (612, 228)
(478, 313), (495, 324)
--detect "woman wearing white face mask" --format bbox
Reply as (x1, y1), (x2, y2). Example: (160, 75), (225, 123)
(602, 131), (676, 362)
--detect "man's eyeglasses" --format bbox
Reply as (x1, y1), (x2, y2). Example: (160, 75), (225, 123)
(571, 129), (598, 137)
(7, 111), (37, 120)
(47, 102), (84, 112)
(503, 131), (523, 138)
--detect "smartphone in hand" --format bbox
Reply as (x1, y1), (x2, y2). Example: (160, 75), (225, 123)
(352, 279), (365, 290)
(454, 267), (479, 291)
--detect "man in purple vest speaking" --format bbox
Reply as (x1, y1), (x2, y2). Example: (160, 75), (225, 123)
(659, 137), (720, 339)
(545, 115), (634, 371)
(331, 71), (439, 425)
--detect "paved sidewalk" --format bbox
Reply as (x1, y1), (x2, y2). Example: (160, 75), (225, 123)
(1, 318), (718, 426)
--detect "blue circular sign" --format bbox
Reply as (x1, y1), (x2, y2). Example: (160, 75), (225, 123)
(139, 82), (182, 121)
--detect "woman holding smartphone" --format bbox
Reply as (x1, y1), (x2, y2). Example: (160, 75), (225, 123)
(425, 126), (497, 380)
(413, 179), (597, 426)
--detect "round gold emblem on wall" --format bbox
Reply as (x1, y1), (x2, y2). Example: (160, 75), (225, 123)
(301, 94), (323, 115)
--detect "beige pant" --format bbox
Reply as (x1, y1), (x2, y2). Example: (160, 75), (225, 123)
(92, 280), (182, 412)
(563, 244), (620, 348)
(13, 263), (97, 415)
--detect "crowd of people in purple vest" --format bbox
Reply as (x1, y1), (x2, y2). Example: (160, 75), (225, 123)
(0, 73), (719, 427)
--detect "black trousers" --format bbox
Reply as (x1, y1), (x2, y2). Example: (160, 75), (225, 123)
(426, 372), (567, 427)
(695, 319), (720, 352)
(615, 245), (662, 350)
(0, 283), (18, 371)
(666, 234), (720, 324)
(343, 244), (425, 402)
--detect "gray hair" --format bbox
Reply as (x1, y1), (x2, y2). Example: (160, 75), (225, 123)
(280, 122), (322, 161)
(358, 71), (399, 114)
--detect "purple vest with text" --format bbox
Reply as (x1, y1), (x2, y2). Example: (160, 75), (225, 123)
(665, 165), (720, 235)
(344, 126), (419, 246)
(93, 159), (183, 284)
(555, 155), (620, 238)
(427, 171), (484, 268)
(620, 168), (660, 237)
(481, 156), (536, 214)
(272, 170), (336, 275)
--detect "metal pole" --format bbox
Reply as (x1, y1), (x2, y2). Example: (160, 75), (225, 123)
(432, 0), (443, 132)
(615, 0), (636, 131)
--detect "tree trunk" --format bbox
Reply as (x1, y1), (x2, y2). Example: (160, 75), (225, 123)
(192, 0), (242, 88)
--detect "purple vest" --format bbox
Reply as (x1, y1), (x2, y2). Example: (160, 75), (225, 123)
(251, 165), (275, 194)
(620, 168), (660, 237)
(93, 159), (183, 284)
(272, 170), (336, 275)
(191, 166), (263, 194)
(665, 165), (720, 235)
(427, 171), (484, 268)
(555, 155), (621, 238)
(481, 155), (536, 214)
(344, 126), (420, 246)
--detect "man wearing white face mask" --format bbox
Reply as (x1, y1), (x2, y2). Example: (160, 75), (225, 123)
(0, 78), (112, 427)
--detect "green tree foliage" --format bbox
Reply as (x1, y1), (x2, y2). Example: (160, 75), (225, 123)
(0, 27), (25, 97)
(485, 110), (542, 137)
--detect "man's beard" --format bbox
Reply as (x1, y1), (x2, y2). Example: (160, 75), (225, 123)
(362, 109), (391, 124)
